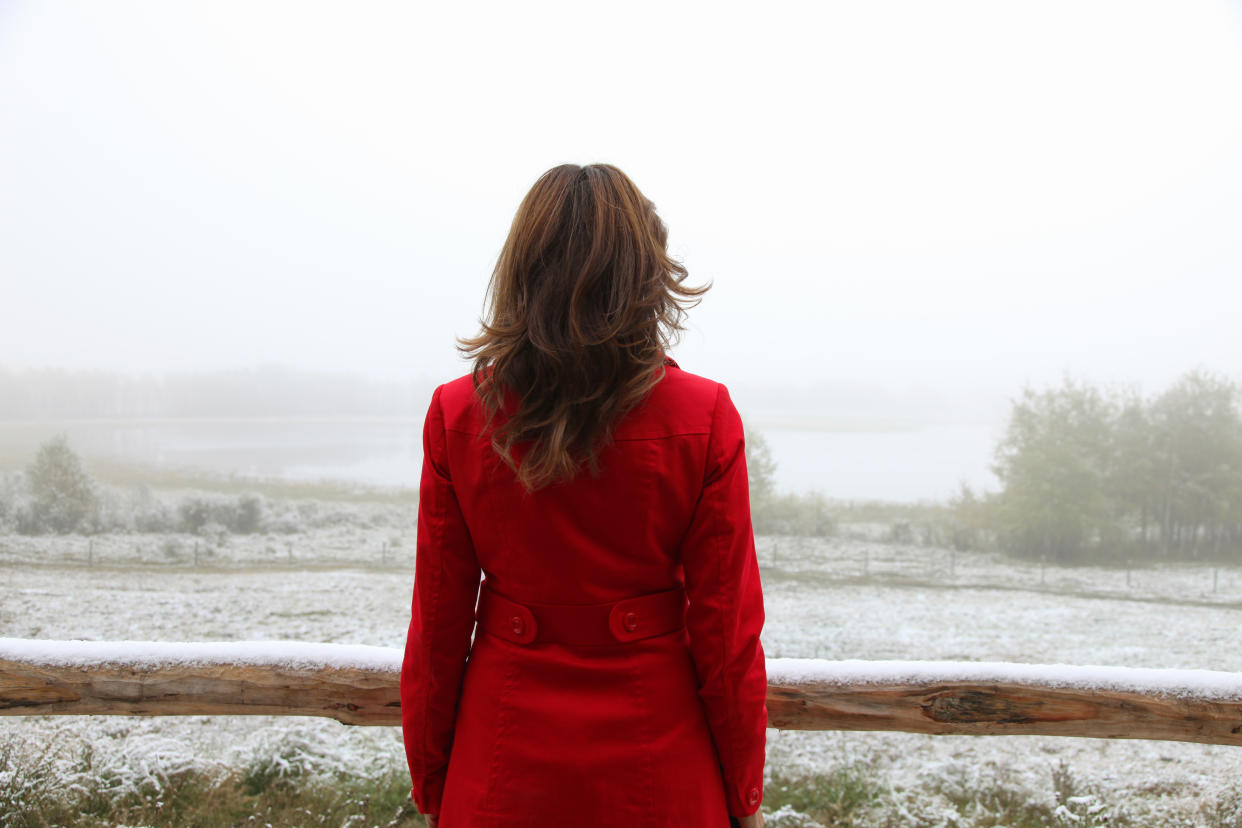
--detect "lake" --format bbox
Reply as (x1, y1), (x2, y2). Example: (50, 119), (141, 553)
(0, 418), (1004, 503)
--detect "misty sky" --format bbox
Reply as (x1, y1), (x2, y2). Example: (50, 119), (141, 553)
(2, 0), (1240, 404)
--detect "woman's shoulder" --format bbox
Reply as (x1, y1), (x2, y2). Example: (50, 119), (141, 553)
(652, 359), (722, 402)
(428, 373), (487, 434)
(615, 359), (728, 439)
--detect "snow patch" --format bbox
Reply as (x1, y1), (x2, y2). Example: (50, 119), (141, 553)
(6, 638), (1242, 702)
(766, 658), (1242, 700)
(0, 638), (401, 672)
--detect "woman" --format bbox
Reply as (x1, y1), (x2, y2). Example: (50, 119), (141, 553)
(400, 163), (768, 827)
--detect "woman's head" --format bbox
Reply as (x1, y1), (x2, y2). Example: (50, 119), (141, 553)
(459, 162), (708, 491)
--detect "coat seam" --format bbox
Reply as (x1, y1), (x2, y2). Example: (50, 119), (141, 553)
(705, 384), (740, 814)
(630, 658), (658, 827)
(420, 385), (446, 802)
(482, 642), (520, 816)
(707, 383), (741, 810)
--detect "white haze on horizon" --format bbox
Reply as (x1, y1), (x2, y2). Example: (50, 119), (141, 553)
(1, 0), (1240, 411)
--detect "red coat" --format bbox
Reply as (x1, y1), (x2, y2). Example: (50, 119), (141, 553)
(401, 357), (768, 827)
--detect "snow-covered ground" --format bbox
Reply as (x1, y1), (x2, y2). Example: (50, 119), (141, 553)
(3, 531), (1242, 825)
(0, 522), (415, 570)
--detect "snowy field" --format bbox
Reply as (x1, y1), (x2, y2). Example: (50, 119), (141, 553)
(3, 531), (1242, 825)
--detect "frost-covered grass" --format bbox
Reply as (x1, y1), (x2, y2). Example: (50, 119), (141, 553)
(0, 731), (424, 827)
(0, 521), (415, 570)
(761, 731), (1242, 827)
(761, 533), (1242, 609)
(761, 752), (1242, 827)
(45, 455), (420, 504)
(4, 529), (1242, 825)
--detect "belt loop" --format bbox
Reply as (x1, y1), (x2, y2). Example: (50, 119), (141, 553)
(476, 583), (686, 647)
(608, 586), (686, 643)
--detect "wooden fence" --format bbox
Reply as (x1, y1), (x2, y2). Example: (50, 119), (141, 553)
(3, 639), (1242, 747)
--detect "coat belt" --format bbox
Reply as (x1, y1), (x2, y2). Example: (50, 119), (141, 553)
(475, 580), (688, 646)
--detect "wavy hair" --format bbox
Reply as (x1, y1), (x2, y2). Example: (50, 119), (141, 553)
(458, 163), (709, 492)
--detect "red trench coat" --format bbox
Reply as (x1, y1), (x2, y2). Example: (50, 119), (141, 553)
(401, 357), (768, 827)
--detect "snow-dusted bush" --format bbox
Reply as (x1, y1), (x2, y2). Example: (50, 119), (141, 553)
(0, 470), (22, 533)
(752, 491), (838, 538)
(177, 492), (268, 535)
(234, 492), (264, 533)
(196, 520), (229, 547)
(128, 484), (177, 533)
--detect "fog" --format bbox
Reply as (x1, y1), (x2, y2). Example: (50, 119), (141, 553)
(2, 1), (1241, 497)
(5, 5), (1242, 822)
(3, 1), (1239, 392)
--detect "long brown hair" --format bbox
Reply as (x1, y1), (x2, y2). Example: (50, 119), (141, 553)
(458, 163), (708, 492)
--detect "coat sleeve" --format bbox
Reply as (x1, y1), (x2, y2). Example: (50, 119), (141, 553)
(401, 384), (482, 816)
(680, 382), (768, 818)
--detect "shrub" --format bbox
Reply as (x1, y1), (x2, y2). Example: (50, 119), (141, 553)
(197, 520), (230, 547)
(117, 484), (173, 532)
(234, 492), (265, 533)
(178, 496), (215, 534)
(176, 492), (267, 535)
(745, 424), (778, 503)
(753, 491), (837, 537)
(0, 470), (18, 532)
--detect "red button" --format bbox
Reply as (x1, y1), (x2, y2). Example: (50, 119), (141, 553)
(510, 615), (525, 635)
(623, 611), (639, 631)
(747, 786), (760, 805)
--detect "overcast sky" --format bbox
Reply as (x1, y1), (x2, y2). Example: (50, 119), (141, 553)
(2, 0), (1240, 405)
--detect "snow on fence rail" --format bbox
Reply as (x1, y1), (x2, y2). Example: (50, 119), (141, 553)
(3, 638), (1242, 746)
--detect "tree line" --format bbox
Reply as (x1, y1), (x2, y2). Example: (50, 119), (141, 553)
(0, 433), (274, 536)
(6, 368), (1240, 567)
(0, 434), (396, 538)
(953, 369), (1242, 563)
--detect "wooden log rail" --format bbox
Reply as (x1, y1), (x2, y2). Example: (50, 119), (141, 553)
(3, 639), (1242, 746)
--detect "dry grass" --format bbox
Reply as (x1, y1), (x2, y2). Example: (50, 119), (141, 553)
(0, 741), (426, 828)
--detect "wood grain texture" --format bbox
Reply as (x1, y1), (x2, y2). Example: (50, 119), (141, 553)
(764, 680), (1242, 745)
(0, 657), (402, 725)
(4, 655), (1242, 746)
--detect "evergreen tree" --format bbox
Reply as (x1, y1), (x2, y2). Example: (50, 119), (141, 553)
(25, 433), (99, 534)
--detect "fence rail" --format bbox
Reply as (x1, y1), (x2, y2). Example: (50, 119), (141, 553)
(3, 639), (1242, 746)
